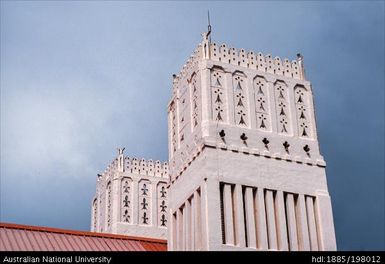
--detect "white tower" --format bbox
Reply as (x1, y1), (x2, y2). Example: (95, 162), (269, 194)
(91, 148), (169, 239)
(167, 32), (336, 251)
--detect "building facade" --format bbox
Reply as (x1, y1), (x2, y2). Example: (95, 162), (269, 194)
(92, 31), (337, 251)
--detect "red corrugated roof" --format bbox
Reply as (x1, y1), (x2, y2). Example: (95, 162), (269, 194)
(0, 222), (167, 251)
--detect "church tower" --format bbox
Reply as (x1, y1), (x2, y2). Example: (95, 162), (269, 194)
(167, 31), (336, 251)
(91, 148), (169, 240)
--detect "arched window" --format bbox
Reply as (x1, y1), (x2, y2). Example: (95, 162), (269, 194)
(274, 81), (292, 135)
(120, 178), (132, 223)
(254, 76), (271, 131)
(232, 71), (248, 127)
(294, 85), (312, 138)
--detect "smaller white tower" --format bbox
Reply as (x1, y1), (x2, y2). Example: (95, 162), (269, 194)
(91, 148), (169, 240)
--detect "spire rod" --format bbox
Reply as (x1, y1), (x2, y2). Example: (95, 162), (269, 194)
(207, 10), (211, 34)
(207, 10), (212, 42)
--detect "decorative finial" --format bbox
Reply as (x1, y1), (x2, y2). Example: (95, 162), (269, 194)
(296, 53), (305, 80)
(117, 147), (125, 155)
(117, 147), (125, 172)
(202, 10), (212, 43)
(201, 11), (212, 59)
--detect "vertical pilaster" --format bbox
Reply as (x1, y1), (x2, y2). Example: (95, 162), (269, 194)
(111, 176), (120, 233)
(265, 190), (277, 250)
(244, 187), (257, 248)
(223, 184), (234, 245)
(287, 83), (299, 137)
(306, 196), (319, 251)
(182, 206), (187, 250)
(191, 195), (196, 251)
(199, 66), (211, 134)
(91, 199), (96, 232)
(195, 189), (203, 250)
(314, 192), (337, 251)
(255, 188), (268, 250)
(200, 180), (211, 250)
(246, 74), (257, 129)
(234, 184), (246, 247)
(168, 106), (173, 161)
(132, 179), (139, 225)
(177, 208), (183, 251)
(296, 194), (310, 250)
(275, 191), (289, 250)
(169, 211), (176, 251)
(95, 194), (100, 232)
(307, 84), (318, 140)
(185, 200), (191, 250)
(151, 181), (157, 228)
(224, 71), (235, 125)
(286, 193), (298, 251)
(266, 77), (278, 133)
(205, 179), (222, 250)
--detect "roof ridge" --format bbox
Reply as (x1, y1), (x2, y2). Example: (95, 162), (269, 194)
(0, 222), (167, 244)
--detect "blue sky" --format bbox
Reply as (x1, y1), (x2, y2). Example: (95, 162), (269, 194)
(1, 1), (384, 250)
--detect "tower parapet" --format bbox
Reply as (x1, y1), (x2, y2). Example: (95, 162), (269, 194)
(173, 41), (305, 85)
(208, 43), (303, 79)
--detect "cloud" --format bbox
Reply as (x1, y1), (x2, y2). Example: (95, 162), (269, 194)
(1, 1), (384, 249)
